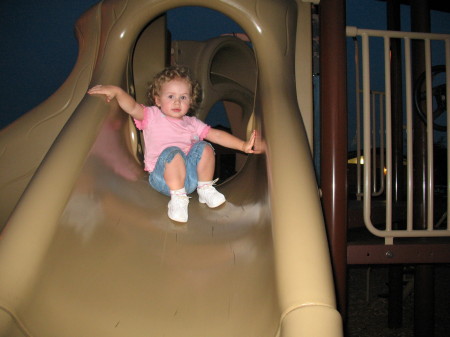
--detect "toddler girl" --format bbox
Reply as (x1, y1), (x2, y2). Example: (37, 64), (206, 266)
(88, 65), (256, 222)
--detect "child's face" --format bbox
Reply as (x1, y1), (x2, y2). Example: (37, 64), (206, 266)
(155, 78), (192, 119)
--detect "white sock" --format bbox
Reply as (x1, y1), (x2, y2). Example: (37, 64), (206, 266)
(170, 188), (186, 197)
(197, 181), (213, 188)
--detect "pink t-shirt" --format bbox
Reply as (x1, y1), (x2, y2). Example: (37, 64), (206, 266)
(134, 106), (211, 172)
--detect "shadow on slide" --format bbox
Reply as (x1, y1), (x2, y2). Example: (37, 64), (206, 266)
(0, 0), (343, 336)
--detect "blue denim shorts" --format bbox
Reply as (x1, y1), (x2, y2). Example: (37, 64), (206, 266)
(148, 141), (213, 196)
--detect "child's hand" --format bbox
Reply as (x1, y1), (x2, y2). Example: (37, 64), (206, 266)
(87, 85), (143, 119)
(87, 85), (119, 103)
(242, 130), (257, 154)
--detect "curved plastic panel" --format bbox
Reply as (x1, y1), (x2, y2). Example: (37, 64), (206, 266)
(0, 6), (102, 227)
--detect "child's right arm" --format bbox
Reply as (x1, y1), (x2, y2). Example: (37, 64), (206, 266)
(88, 85), (144, 120)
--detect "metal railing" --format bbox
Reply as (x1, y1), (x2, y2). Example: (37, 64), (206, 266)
(353, 88), (386, 200)
(347, 26), (450, 244)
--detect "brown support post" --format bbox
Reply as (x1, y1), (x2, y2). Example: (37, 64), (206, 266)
(319, 0), (348, 319)
(412, 3), (428, 232)
(411, 1), (435, 336)
(387, 0), (404, 329)
(414, 264), (435, 336)
(388, 264), (404, 328)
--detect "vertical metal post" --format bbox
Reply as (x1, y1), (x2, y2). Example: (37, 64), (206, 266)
(319, 0), (347, 318)
(414, 264), (435, 336)
(411, 1), (435, 336)
(387, 0), (404, 328)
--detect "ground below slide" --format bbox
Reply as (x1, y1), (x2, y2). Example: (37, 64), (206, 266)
(347, 264), (450, 337)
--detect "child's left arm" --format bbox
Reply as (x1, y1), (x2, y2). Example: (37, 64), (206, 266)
(205, 129), (256, 154)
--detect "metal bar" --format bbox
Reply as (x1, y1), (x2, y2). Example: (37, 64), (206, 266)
(384, 36), (393, 235)
(347, 241), (450, 264)
(354, 38), (363, 200)
(362, 33), (374, 234)
(346, 26), (450, 41)
(371, 92), (377, 194)
(320, 0), (348, 315)
(370, 90), (385, 197)
(371, 91), (386, 197)
(379, 93), (385, 195)
(404, 37), (414, 232)
(446, 38), (450, 231)
(425, 39), (434, 231)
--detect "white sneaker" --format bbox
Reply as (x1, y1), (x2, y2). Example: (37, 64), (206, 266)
(197, 184), (226, 208)
(168, 195), (189, 222)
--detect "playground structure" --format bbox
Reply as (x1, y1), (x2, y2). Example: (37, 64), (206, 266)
(320, 1), (450, 336)
(344, 22), (450, 336)
(0, 0), (449, 336)
(0, 0), (341, 336)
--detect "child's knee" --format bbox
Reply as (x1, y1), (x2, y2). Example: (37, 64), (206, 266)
(167, 153), (185, 168)
(201, 143), (215, 158)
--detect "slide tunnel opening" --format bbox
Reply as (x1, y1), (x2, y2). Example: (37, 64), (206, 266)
(130, 6), (256, 184)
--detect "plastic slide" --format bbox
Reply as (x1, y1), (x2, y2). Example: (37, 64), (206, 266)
(0, 0), (343, 336)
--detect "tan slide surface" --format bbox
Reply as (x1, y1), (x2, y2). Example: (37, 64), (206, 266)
(0, 0), (343, 336)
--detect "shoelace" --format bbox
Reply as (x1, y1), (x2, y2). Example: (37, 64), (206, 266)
(170, 195), (190, 208)
(197, 178), (219, 190)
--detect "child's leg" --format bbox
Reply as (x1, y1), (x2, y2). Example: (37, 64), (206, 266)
(149, 147), (189, 222)
(164, 153), (186, 191)
(186, 141), (225, 208)
(149, 147), (187, 196)
(185, 141), (213, 192)
(196, 143), (215, 182)
(164, 154), (189, 223)
(164, 154), (189, 222)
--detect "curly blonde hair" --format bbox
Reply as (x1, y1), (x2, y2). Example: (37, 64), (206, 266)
(147, 65), (202, 115)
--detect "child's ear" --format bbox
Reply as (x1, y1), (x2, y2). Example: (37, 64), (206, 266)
(154, 95), (161, 107)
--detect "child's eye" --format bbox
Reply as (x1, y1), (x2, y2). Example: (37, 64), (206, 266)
(180, 95), (188, 100)
(168, 95), (174, 99)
